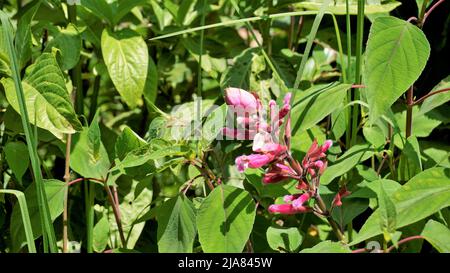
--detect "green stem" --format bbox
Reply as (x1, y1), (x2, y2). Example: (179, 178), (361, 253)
(345, 0), (352, 148)
(351, 0), (365, 147)
(315, 194), (345, 242)
(405, 86), (413, 138)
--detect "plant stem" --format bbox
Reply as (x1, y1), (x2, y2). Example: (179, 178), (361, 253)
(84, 181), (94, 253)
(413, 87), (450, 105)
(386, 235), (424, 253)
(405, 86), (414, 138)
(420, 0), (445, 27)
(345, 0), (352, 148)
(315, 194), (345, 242)
(63, 133), (72, 253)
(351, 0), (365, 147)
(105, 185), (126, 248)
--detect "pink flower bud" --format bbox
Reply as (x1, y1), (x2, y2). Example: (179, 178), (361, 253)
(283, 92), (292, 105)
(235, 153), (274, 172)
(314, 160), (324, 169)
(224, 87), (258, 110)
(262, 173), (288, 184)
(321, 140), (333, 153)
(283, 194), (296, 203)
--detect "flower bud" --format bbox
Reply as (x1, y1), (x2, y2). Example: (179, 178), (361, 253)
(224, 87), (258, 110)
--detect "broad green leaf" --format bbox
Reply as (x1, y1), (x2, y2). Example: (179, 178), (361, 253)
(4, 141), (29, 183)
(71, 113), (110, 179)
(421, 220), (450, 253)
(363, 125), (386, 148)
(80, 0), (114, 24)
(115, 126), (147, 161)
(114, 0), (149, 24)
(352, 168), (450, 245)
(2, 53), (82, 139)
(266, 226), (303, 252)
(93, 208), (110, 253)
(183, 38), (226, 77)
(295, 1), (401, 15)
(378, 182), (397, 241)
(364, 16), (430, 123)
(421, 141), (450, 168)
(101, 28), (148, 108)
(420, 75), (450, 115)
(398, 136), (422, 182)
(149, 0), (173, 31)
(45, 24), (81, 70)
(157, 195), (197, 253)
(331, 105), (347, 140)
(331, 198), (369, 227)
(394, 107), (442, 139)
(197, 185), (256, 253)
(220, 48), (259, 90)
(291, 82), (352, 134)
(10, 179), (65, 252)
(300, 240), (351, 253)
(108, 176), (153, 249)
(15, 1), (40, 68)
(320, 144), (375, 185)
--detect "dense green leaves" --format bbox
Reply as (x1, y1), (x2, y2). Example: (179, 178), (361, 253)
(364, 16), (430, 122)
(352, 168), (450, 245)
(398, 136), (422, 181)
(101, 29), (148, 108)
(157, 195), (197, 253)
(197, 185), (256, 253)
(4, 141), (29, 183)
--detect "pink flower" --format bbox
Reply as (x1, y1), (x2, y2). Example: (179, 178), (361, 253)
(235, 154), (274, 172)
(268, 203), (311, 214)
(292, 192), (312, 209)
(224, 87), (258, 110)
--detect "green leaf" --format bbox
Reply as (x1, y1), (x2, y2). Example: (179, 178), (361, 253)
(266, 226), (303, 252)
(300, 240), (351, 253)
(331, 198), (369, 227)
(2, 53), (82, 139)
(202, 104), (227, 146)
(45, 24), (81, 70)
(115, 126), (147, 161)
(419, 75), (450, 115)
(93, 209), (110, 253)
(364, 16), (430, 122)
(114, 0), (149, 24)
(143, 56), (158, 103)
(398, 136), (422, 182)
(10, 179), (65, 252)
(15, 1), (40, 69)
(101, 28), (148, 108)
(421, 220), (450, 253)
(320, 144), (375, 185)
(352, 168), (450, 245)
(108, 176), (153, 249)
(363, 125), (386, 148)
(157, 195), (197, 253)
(378, 182), (397, 241)
(291, 82), (352, 134)
(4, 141), (29, 183)
(295, 1), (401, 15)
(197, 185), (256, 253)
(80, 0), (114, 24)
(220, 48), (258, 90)
(71, 113), (110, 179)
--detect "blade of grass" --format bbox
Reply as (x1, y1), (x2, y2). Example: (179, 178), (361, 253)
(0, 190), (36, 253)
(0, 11), (58, 253)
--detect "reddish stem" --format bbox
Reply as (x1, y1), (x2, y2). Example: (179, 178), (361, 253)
(413, 87), (450, 105)
(68, 177), (105, 186)
(386, 236), (425, 253)
(421, 0), (446, 26)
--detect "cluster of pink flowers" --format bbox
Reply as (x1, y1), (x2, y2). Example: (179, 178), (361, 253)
(223, 87), (349, 215)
